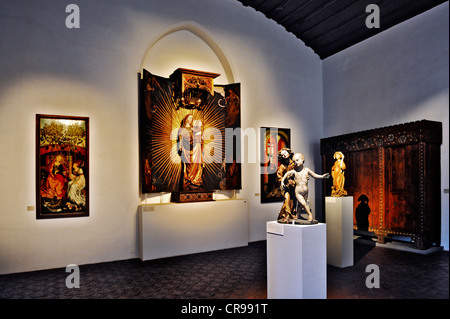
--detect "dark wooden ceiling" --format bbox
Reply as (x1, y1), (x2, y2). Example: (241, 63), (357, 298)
(236, 0), (448, 59)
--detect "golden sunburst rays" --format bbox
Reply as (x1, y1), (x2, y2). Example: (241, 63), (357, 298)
(198, 96), (226, 182)
(150, 87), (226, 190)
(150, 86), (180, 190)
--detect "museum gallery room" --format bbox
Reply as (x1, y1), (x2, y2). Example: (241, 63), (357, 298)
(0, 0), (448, 308)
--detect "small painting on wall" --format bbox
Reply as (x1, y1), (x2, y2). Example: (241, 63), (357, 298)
(36, 114), (89, 219)
(260, 127), (290, 203)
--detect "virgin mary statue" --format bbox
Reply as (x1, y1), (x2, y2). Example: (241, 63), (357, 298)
(177, 114), (203, 190)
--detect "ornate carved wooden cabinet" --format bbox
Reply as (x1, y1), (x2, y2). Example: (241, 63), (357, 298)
(320, 120), (442, 249)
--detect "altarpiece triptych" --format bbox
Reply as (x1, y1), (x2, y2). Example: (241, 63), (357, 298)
(139, 68), (242, 200)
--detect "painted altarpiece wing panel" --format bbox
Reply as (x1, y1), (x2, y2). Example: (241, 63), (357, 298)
(139, 69), (241, 193)
(36, 114), (89, 219)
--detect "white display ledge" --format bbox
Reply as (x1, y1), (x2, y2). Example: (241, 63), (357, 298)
(138, 199), (249, 261)
(266, 221), (327, 299)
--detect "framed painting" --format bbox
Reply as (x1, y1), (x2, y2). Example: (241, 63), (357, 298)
(36, 114), (89, 219)
(260, 127), (290, 203)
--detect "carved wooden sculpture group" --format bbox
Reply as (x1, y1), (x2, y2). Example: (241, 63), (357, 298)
(277, 149), (330, 224)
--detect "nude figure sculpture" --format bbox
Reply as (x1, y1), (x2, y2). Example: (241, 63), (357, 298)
(280, 153), (330, 224)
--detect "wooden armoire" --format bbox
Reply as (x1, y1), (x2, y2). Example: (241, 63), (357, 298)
(320, 120), (442, 250)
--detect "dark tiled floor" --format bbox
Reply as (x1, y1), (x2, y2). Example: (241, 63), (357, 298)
(0, 240), (448, 300)
(327, 240), (449, 299)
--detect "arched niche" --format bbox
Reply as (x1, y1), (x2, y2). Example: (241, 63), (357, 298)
(140, 21), (235, 84)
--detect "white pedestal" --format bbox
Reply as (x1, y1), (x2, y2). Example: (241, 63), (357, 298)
(266, 221), (327, 299)
(139, 199), (248, 261)
(325, 196), (354, 268)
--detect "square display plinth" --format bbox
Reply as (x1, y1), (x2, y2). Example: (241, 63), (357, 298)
(326, 196), (354, 268)
(266, 221), (326, 299)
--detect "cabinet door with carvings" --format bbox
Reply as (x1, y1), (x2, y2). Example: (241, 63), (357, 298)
(385, 145), (420, 233)
(351, 149), (379, 230)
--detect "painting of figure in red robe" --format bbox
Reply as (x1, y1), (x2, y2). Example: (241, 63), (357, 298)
(36, 114), (89, 219)
(260, 127), (290, 203)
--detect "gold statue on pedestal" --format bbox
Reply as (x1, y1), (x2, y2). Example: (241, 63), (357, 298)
(331, 151), (347, 197)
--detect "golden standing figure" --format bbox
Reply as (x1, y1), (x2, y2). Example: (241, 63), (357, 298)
(331, 151), (348, 197)
(276, 148), (296, 223)
(177, 114), (204, 190)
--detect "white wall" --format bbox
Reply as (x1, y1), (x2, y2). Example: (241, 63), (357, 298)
(323, 3), (449, 250)
(4, 0), (444, 276)
(0, 0), (323, 274)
